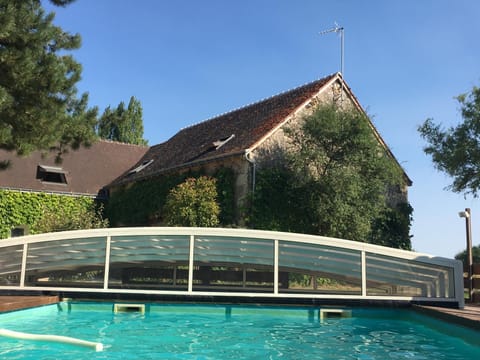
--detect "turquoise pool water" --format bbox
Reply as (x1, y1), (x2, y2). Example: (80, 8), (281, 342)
(0, 303), (479, 359)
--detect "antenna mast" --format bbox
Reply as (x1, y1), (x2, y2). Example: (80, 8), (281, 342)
(319, 23), (344, 76)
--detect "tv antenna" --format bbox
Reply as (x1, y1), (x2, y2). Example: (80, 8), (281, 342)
(319, 23), (344, 76)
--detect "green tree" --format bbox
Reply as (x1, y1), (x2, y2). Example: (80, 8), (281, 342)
(455, 245), (480, 264)
(98, 96), (148, 145)
(163, 177), (220, 227)
(0, 0), (97, 167)
(368, 202), (413, 249)
(418, 85), (480, 197)
(253, 104), (412, 249)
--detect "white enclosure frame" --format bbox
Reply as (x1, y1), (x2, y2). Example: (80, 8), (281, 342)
(0, 227), (465, 308)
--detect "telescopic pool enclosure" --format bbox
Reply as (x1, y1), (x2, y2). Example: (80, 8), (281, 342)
(0, 228), (465, 308)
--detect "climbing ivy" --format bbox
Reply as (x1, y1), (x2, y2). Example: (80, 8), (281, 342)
(0, 190), (107, 238)
(0, 168), (235, 236)
(105, 173), (184, 226)
(105, 167), (236, 227)
(214, 167), (235, 225)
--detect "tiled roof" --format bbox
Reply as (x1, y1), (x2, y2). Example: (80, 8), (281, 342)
(114, 73), (338, 185)
(0, 140), (148, 197)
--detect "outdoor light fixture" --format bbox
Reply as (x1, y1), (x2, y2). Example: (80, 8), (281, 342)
(458, 208), (473, 301)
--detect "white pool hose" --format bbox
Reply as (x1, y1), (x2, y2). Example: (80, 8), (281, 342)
(0, 328), (103, 351)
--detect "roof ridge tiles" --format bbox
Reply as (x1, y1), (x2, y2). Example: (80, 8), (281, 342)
(96, 139), (149, 148)
(180, 73), (337, 131)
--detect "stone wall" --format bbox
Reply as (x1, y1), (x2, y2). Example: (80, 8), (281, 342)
(251, 78), (410, 204)
(252, 78), (358, 168)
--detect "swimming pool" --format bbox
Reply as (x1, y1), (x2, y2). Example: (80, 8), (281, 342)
(0, 302), (479, 359)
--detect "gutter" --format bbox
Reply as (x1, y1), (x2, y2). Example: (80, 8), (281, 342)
(108, 150), (247, 189)
(0, 187), (100, 199)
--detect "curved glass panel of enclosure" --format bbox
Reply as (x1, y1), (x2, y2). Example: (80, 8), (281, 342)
(0, 245), (23, 286)
(108, 235), (190, 290)
(24, 237), (106, 288)
(366, 253), (455, 298)
(0, 228), (463, 307)
(278, 241), (362, 294)
(193, 236), (274, 292)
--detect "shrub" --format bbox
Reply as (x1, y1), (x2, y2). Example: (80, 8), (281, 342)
(163, 176), (220, 227)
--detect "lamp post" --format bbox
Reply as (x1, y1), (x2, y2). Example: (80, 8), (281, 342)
(458, 208), (473, 301)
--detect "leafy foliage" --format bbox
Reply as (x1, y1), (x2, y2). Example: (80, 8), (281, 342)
(214, 167), (236, 225)
(97, 96), (148, 145)
(368, 202), (413, 250)
(252, 165), (313, 233)
(163, 177), (220, 227)
(0, 0), (97, 166)
(252, 104), (412, 249)
(455, 245), (480, 264)
(419, 85), (480, 197)
(106, 174), (185, 226)
(0, 190), (108, 237)
(35, 202), (108, 233)
(106, 168), (235, 227)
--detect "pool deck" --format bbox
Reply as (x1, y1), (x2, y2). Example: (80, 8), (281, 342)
(415, 304), (480, 330)
(0, 296), (59, 313)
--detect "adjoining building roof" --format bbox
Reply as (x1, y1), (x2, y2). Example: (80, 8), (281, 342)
(0, 140), (148, 198)
(112, 74), (339, 185)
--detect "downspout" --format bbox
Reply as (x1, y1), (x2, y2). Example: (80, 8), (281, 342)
(244, 150), (256, 196)
(244, 150), (256, 227)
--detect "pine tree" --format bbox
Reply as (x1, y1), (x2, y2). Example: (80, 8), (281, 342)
(0, 0), (97, 166)
(98, 96), (148, 145)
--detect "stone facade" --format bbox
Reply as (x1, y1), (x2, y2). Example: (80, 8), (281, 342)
(107, 73), (411, 225)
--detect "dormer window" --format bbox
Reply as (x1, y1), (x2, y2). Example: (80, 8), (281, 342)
(128, 159), (154, 175)
(213, 134), (235, 150)
(36, 165), (67, 185)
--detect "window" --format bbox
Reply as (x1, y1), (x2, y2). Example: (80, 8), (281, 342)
(212, 134), (235, 150)
(36, 165), (67, 184)
(128, 159), (154, 175)
(10, 226), (28, 238)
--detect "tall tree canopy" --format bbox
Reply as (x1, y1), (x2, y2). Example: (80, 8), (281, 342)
(418, 85), (480, 197)
(97, 96), (148, 145)
(0, 0), (97, 165)
(252, 104), (412, 249)
(455, 245), (480, 264)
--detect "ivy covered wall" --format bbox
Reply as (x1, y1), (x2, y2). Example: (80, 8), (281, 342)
(106, 167), (236, 227)
(0, 167), (235, 238)
(0, 190), (104, 238)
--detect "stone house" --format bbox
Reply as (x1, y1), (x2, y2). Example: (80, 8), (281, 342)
(0, 72), (411, 231)
(108, 73), (411, 224)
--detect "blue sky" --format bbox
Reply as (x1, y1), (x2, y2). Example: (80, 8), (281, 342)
(46, 0), (480, 258)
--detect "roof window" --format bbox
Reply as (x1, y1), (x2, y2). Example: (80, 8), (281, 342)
(36, 165), (68, 185)
(213, 134), (235, 150)
(128, 159), (154, 175)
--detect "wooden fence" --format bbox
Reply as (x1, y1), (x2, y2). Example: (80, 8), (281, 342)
(464, 263), (480, 302)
